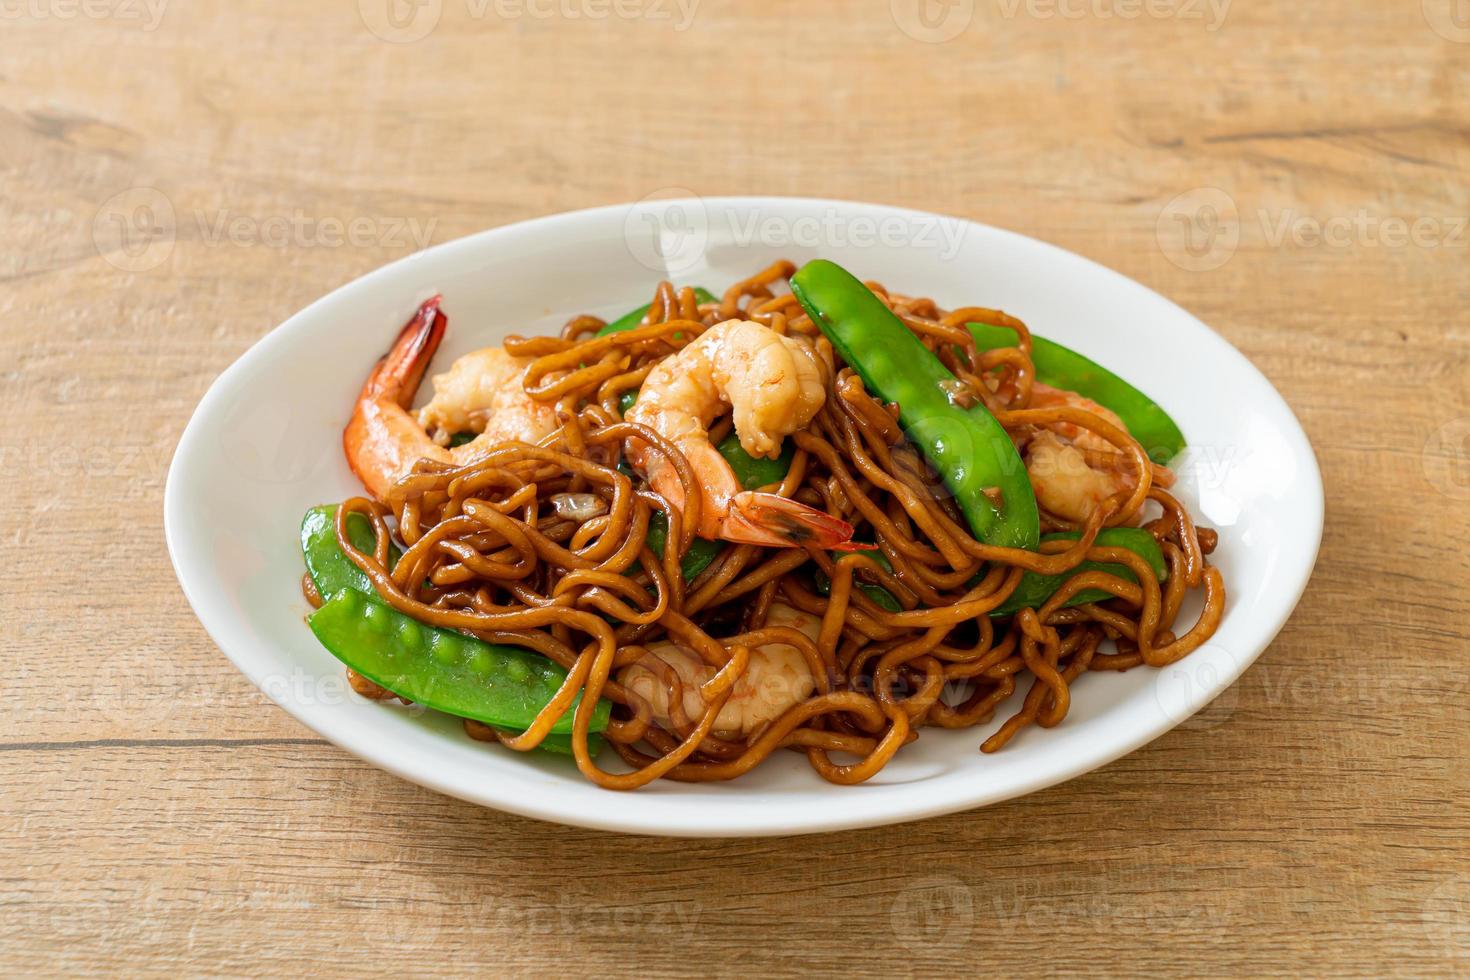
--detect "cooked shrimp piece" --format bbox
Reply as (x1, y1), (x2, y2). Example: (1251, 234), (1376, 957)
(417, 346), (558, 448)
(625, 319), (854, 549)
(1024, 431), (1131, 523)
(617, 603), (820, 739)
(1021, 383), (1132, 522)
(344, 297), (556, 502)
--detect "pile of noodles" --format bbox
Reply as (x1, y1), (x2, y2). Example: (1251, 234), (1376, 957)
(325, 260), (1225, 789)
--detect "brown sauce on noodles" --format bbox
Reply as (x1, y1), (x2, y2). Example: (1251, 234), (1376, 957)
(331, 260), (1226, 789)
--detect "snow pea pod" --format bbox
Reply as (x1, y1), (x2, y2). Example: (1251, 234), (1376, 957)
(301, 504), (402, 598)
(988, 527), (1167, 617)
(716, 428), (793, 490)
(812, 549), (903, 613)
(968, 323), (1185, 463)
(791, 260), (1039, 551)
(301, 506), (606, 751)
(643, 512), (723, 581)
(308, 587), (611, 736)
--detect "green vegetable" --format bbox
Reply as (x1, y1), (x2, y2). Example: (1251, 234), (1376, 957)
(302, 506), (603, 754)
(968, 323), (1185, 464)
(791, 259), (1039, 551)
(813, 549), (903, 613)
(716, 429), (792, 491)
(301, 504), (402, 598)
(989, 528), (1167, 617)
(309, 588), (611, 736)
(643, 511), (723, 581)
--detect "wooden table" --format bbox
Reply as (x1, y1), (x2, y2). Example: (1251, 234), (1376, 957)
(5, 1), (1467, 974)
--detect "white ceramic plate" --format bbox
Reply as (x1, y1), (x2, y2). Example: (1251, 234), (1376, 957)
(165, 197), (1323, 837)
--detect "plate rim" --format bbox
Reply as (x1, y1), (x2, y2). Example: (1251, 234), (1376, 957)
(164, 195), (1325, 837)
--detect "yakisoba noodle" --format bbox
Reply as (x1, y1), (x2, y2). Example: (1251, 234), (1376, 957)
(317, 260), (1225, 789)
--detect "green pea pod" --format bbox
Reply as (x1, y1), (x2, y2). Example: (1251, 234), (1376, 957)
(812, 549), (903, 613)
(643, 511), (723, 581)
(989, 528), (1167, 617)
(791, 260), (1039, 551)
(302, 507), (603, 752)
(309, 588), (611, 736)
(968, 323), (1185, 464)
(717, 429), (793, 490)
(301, 504), (402, 598)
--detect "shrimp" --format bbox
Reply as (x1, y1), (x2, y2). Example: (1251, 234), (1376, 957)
(1021, 382), (1132, 522)
(617, 603), (820, 739)
(344, 297), (558, 501)
(417, 346), (558, 449)
(625, 319), (855, 549)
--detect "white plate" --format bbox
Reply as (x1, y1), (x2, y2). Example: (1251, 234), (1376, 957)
(165, 197), (1323, 837)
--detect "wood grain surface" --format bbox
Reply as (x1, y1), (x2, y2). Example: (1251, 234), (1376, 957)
(3, 0), (1468, 975)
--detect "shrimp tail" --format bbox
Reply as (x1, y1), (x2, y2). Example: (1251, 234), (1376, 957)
(344, 296), (447, 501)
(366, 295), (446, 407)
(726, 492), (856, 550)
